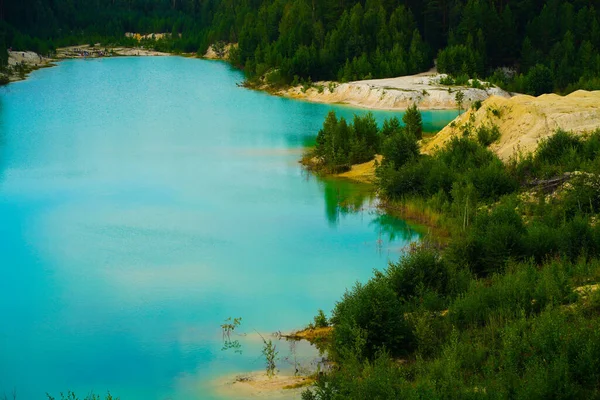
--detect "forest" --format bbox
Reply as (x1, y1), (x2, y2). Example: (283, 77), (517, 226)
(2, 0), (600, 93)
(302, 108), (600, 399)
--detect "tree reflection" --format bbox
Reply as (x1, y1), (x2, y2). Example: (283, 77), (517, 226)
(315, 175), (418, 248)
(320, 177), (374, 225)
(370, 213), (418, 243)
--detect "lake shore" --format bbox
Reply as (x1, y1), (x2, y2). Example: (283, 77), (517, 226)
(2, 45), (171, 83)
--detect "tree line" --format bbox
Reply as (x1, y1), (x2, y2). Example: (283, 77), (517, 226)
(308, 104), (422, 172)
(2, 0), (600, 93)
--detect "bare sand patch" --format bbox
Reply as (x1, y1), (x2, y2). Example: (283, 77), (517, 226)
(212, 371), (313, 400)
(336, 155), (382, 184)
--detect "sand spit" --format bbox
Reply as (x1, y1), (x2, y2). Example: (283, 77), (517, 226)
(423, 90), (600, 160)
(279, 72), (512, 110)
(212, 371), (313, 399)
(281, 326), (333, 342)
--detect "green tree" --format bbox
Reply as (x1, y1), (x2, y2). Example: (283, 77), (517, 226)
(381, 128), (419, 169)
(455, 90), (465, 114)
(525, 64), (554, 96)
(402, 103), (423, 140)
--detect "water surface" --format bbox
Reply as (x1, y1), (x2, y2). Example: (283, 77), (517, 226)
(0, 57), (456, 399)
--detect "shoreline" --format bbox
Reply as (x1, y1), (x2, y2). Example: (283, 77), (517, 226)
(211, 370), (315, 399)
(256, 71), (513, 111)
(2, 45), (173, 84)
(5, 44), (509, 113)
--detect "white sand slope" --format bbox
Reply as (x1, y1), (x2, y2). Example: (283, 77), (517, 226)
(279, 72), (512, 110)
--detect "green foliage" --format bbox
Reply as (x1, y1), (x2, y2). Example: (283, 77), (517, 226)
(259, 334), (278, 378)
(402, 103), (423, 140)
(3, 0), (600, 93)
(378, 135), (517, 207)
(380, 128), (419, 170)
(313, 309), (329, 328)
(312, 111), (380, 172)
(454, 90), (465, 114)
(437, 44), (483, 78)
(221, 317), (243, 353)
(306, 128), (600, 399)
(525, 64), (554, 96)
(475, 124), (501, 146)
(331, 274), (414, 360)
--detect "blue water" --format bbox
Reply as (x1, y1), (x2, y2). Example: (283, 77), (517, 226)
(0, 57), (456, 399)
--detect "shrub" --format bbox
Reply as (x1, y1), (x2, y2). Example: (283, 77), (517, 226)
(331, 275), (414, 360)
(313, 309), (329, 328)
(476, 124), (501, 146)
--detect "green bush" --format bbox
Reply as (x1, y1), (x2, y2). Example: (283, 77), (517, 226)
(313, 309), (329, 328)
(331, 275), (414, 360)
(475, 124), (501, 146)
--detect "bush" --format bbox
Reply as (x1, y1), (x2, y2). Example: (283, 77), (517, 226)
(475, 124), (501, 146)
(331, 275), (414, 360)
(313, 309), (329, 328)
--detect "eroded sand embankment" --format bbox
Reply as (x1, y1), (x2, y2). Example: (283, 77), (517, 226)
(279, 72), (512, 110)
(423, 90), (600, 160)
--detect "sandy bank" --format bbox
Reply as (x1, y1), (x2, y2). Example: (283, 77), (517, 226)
(4, 50), (55, 82)
(212, 371), (314, 399)
(279, 72), (512, 110)
(281, 326), (333, 342)
(336, 155), (382, 184)
(423, 90), (600, 160)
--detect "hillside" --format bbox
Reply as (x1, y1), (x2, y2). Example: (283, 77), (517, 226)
(423, 90), (600, 160)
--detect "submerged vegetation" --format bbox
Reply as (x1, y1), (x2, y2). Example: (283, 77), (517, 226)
(302, 109), (600, 398)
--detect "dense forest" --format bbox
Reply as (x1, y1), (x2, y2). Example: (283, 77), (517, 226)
(2, 0), (600, 93)
(302, 109), (600, 399)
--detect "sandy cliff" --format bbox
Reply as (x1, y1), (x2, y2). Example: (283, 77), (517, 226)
(423, 90), (600, 160)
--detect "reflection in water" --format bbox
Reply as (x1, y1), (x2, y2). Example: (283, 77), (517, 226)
(315, 173), (418, 251)
(371, 213), (418, 243)
(319, 177), (375, 225)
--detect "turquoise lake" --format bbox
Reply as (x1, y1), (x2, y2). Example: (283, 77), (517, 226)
(0, 57), (458, 399)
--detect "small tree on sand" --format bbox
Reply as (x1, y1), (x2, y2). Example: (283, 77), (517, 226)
(455, 90), (465, 115)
